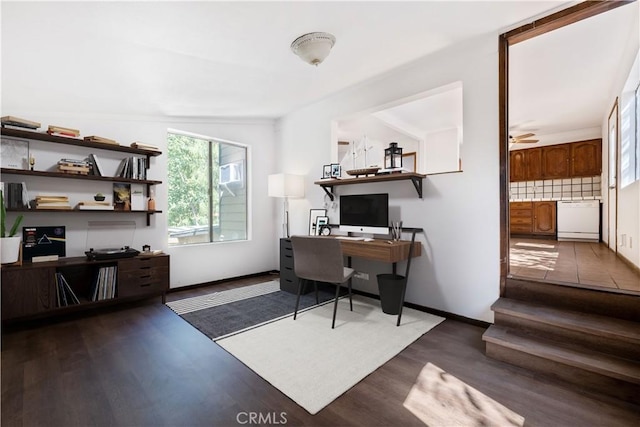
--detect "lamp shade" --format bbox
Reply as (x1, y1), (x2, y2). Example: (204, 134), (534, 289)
(268, 173), (304, 198)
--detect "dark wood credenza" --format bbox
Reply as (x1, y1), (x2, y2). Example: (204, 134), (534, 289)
(1, 254), (169, 323)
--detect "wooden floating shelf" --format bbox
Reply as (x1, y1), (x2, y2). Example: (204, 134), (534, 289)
(0, 127), (162, 157)
(0, 168), (162, 185)
(314, 172), (427, 200)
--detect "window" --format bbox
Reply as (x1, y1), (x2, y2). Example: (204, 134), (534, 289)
(167, 132), (248, 245)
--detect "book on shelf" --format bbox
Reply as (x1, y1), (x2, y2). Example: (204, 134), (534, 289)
(1, 116), (41, 130)
(47, 125), (80, 137)
(55, 273), (80, 306)
(88, 154), (103, 176)
(32, 254), (59, 263)
(35, 195), (71, 209)
(130, 141), (159, 151)
(113, 183), (131, 211)
(91, 265), (117, 301)
(5, 182), (28, 209)
(75, 203), (114, 211)
(84, 135), (118, 145)
(130, 184), (144, 211)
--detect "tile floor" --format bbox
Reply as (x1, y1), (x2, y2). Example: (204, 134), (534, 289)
(510, 237), (640, 293)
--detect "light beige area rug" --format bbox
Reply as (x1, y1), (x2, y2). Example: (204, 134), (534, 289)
(404, 363), (525, 426)
(217, 294), (445, 415)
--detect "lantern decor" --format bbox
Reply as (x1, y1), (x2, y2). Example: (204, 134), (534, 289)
(384, 142), (403, 170)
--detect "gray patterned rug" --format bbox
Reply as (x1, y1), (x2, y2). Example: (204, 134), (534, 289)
(166, 280), (339, 340)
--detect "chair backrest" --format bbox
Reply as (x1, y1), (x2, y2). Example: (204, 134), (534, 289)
(290, 236), (345, 284)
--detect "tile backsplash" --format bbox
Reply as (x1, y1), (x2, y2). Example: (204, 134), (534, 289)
(510, 175), (601, 200)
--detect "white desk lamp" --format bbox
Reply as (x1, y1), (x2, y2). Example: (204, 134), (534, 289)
(268, 173), (304, 238)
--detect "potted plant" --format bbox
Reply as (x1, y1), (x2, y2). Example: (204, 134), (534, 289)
(94, 192), (105, 201)
(1, 190), (24, 264)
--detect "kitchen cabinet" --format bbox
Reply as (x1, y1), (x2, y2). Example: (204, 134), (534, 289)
(542, 144), (571, 179)
(571, 139), (601, 177)
(532, 201), (556, 235)
(510, 151), (527, 182)
(510, 201), (556, 237)
(509, 202), (533, 234)
(509, 139), (602, 182)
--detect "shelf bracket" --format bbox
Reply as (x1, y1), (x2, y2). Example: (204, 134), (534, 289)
(410, 176), (423, 198)
(320, 185), (335, 201)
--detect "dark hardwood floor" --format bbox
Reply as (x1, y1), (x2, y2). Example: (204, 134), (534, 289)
(2, 274), (639, 426)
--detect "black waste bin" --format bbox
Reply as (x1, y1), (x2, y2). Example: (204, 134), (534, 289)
(377, 273), (407, 315)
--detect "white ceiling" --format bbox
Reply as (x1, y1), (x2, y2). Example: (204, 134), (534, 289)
(509, 1), (639, 145)
(2, 0), (573, 119)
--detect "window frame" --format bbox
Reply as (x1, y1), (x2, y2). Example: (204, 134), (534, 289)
(167, 129), (250, 246)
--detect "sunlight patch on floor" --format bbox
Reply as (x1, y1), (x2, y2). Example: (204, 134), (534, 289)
(403, 363), (524, 426)
(510, 248), (559, 270)
(514, 242), (556, 249)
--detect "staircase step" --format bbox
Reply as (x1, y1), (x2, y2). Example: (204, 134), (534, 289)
(483, 325), (640, 384)
(492, 298), (640, 345)
(505, 278), (640, 321)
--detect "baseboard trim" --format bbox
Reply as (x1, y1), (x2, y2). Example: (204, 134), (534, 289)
(167, 271), (277, 294)
(616, 251), (640, 275)
(351, 289), (491, 329)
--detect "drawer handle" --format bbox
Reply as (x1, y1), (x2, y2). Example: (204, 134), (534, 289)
(140, 283), (151, 288)
(139, 275), (152, 279)
(285, 267), (293, 271)
(285, 255), (293, 259)
(140, 266), (151, 270)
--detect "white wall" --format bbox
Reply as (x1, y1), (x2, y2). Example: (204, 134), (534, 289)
(424, 127), (460, 174)
(0, 112), (278, 288)
(277, 34), (501, 322)
(601, 15), (640, 269)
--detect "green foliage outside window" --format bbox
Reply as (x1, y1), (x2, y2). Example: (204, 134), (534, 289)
(167, 133), (219, 230)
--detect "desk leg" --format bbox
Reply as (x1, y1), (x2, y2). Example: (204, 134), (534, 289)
(392, 262), (397, 275)
(347, 256), (353, 311)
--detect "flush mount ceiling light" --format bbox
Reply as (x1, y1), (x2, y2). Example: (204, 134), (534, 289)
(290, 32), (336, 66)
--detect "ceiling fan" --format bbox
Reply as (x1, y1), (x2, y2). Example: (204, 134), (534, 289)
(509, 133), (539, 144)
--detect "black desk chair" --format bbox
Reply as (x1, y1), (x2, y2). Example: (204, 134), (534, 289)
(290, 236), (356, 328)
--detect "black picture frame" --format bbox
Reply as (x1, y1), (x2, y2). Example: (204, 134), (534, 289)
(322, 164), (332, 179)
(331, 163), (341, 178)
(309, 209), (327, 235)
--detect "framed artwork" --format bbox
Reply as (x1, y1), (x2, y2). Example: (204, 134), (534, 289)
(402, 152), (417, 172)
(1, 137), (29, 170)
(331, 163), (341, 178)
(315, 216), (329, 235)
(323, 164), (332, 179)
(308, 208), (327, 235)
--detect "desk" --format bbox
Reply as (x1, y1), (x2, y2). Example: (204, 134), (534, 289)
(337, 238), (421, 267)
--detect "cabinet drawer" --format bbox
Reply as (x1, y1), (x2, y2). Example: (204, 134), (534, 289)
(279, 267), (297, 283)
(118, 279), (167, 298)
(510, 202), (532, 209)
(510, 209), (532, 218)
(118, 256), (168, 272)
(510, 217), (533, 225)
(510, 224), (533, 233)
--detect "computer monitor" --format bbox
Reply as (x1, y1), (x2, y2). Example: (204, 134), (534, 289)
(339, 193), (389, 235)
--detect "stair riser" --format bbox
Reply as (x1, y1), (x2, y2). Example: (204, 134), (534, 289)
(494, 313), (640, 360)
(486, 342), (640, 405)
(505, 278), (640, 321)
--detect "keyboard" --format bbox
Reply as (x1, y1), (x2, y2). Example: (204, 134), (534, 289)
(335, 236), (365, 241)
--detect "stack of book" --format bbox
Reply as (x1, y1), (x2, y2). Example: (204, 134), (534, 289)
(1, 115), (41, 130)
(47, 125), (80, 138)
(84, 135), (118, 145)
(36, 195), (71, 210)
(91, 265), (117, 301)
(75, 201), (114, 211)
(58, 158), (90, 175)
(130, 141), (159, 151)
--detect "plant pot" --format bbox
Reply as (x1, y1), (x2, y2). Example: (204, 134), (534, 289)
(1, 236), (21, 264)
(94, 195), (105, 201)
